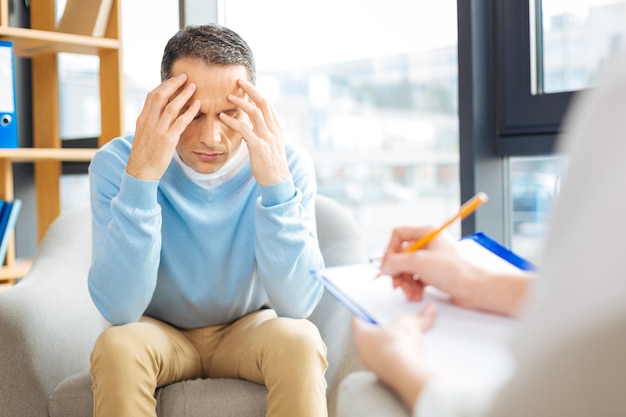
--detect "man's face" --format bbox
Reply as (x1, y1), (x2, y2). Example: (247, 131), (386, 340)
(172, 58), (250, 174)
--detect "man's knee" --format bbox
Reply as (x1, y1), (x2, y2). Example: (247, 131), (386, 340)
(91, 322), (153, 368)
(272, 317), (324, 346)
(262, 318), (328, 367)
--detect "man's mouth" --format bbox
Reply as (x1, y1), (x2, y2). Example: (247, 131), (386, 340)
(193, 151), (223, 163)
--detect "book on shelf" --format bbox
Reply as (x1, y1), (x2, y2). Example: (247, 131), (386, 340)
(0, 199), (22, 266)
(0, 40), (18, 149)
(56, 0), (114, 37)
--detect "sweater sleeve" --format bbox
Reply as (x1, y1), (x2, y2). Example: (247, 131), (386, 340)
(253, 146), (325, 319)
(87, 145), (163, 325)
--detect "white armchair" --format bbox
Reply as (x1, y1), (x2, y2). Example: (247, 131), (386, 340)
(0, 194), (367, 417)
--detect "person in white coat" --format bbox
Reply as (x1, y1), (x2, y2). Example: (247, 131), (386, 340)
(337, 50), (626, 417)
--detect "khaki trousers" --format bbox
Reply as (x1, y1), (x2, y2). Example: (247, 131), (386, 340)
(90, 309), (328, 417)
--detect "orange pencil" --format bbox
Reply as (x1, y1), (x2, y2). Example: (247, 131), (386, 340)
(374, 192), (488, 277)
(403, 191), (489, 253)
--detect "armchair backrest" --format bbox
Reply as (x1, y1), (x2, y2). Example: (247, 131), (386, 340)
(315, 194), (368, 267)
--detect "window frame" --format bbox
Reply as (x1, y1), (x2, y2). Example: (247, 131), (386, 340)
(495, 0), (575, 155)
(458, 0), (583, 244)
(458, 0), (507, 241)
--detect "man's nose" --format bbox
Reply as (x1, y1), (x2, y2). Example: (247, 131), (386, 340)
(200, 118), (222, 145)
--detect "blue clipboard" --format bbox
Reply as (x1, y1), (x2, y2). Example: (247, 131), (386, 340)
(460, 232), (536, 271)
(311, 268), (379, 324)
(312, 232), (535, 325)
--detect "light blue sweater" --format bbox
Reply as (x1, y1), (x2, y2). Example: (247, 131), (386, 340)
(87, 135), (324, 328)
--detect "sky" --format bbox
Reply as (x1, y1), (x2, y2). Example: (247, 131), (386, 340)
(119, 0), (180, 88)
(55, 0), (459, 80)
(118, 0), (458, 90)
(55, 0), (625, 97)
(542, 0), (623, 17)
(223, 0), (458, 71)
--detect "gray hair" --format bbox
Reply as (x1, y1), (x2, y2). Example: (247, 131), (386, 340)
(160, 24), (256, 84)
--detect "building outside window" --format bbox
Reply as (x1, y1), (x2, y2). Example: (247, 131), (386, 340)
(52, 0), (626, 262)
(223, 0), (460, 255)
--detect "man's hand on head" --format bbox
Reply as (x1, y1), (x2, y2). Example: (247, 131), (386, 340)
(219, 79), (290, 186)
(127, 73), (201, 181)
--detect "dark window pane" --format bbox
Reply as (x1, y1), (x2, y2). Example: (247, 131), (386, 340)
(539, 1), (626, 94)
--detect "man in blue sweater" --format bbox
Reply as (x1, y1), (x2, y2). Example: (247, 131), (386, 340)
(87, 24), (327, 417)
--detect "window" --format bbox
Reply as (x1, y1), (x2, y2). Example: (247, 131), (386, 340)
(56, 0), (180, 210)
(539, 0), (626, 93)
(504, 0), (625, 260)
(222, 0), (459, 254)
(496, 0), (626, 155)
(496, 0), (570, 155)
(508, 155), (566, 262)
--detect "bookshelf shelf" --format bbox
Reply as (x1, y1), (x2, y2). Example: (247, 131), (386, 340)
(0, 0), (123, 283)
(0, 148), (97, 162)
(0, 26), (119, 56)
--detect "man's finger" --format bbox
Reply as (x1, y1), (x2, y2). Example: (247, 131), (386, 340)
(226, 93), (272, 140)
(237, 79), (279, 132)
(162, 82), (198, 125)
(170, 99), (201, 137)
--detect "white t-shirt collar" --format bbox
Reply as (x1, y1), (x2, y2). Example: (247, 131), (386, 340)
(173, 141), (249, 190)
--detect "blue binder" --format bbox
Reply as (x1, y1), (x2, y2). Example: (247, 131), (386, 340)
(0, 40), (18, 148)
(0, 199), (22, 265)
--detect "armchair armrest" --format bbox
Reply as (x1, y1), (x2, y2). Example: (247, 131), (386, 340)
(311, 194), (368, 416)
(0, 204), (107, 417)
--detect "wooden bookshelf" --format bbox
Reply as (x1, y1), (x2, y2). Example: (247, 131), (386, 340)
(0, 149), (97, 283)
(0, 26), (119, 56)
(0, 0), (123, 282)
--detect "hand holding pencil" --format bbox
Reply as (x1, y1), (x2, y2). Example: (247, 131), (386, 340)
(376, 192), (488, 284)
